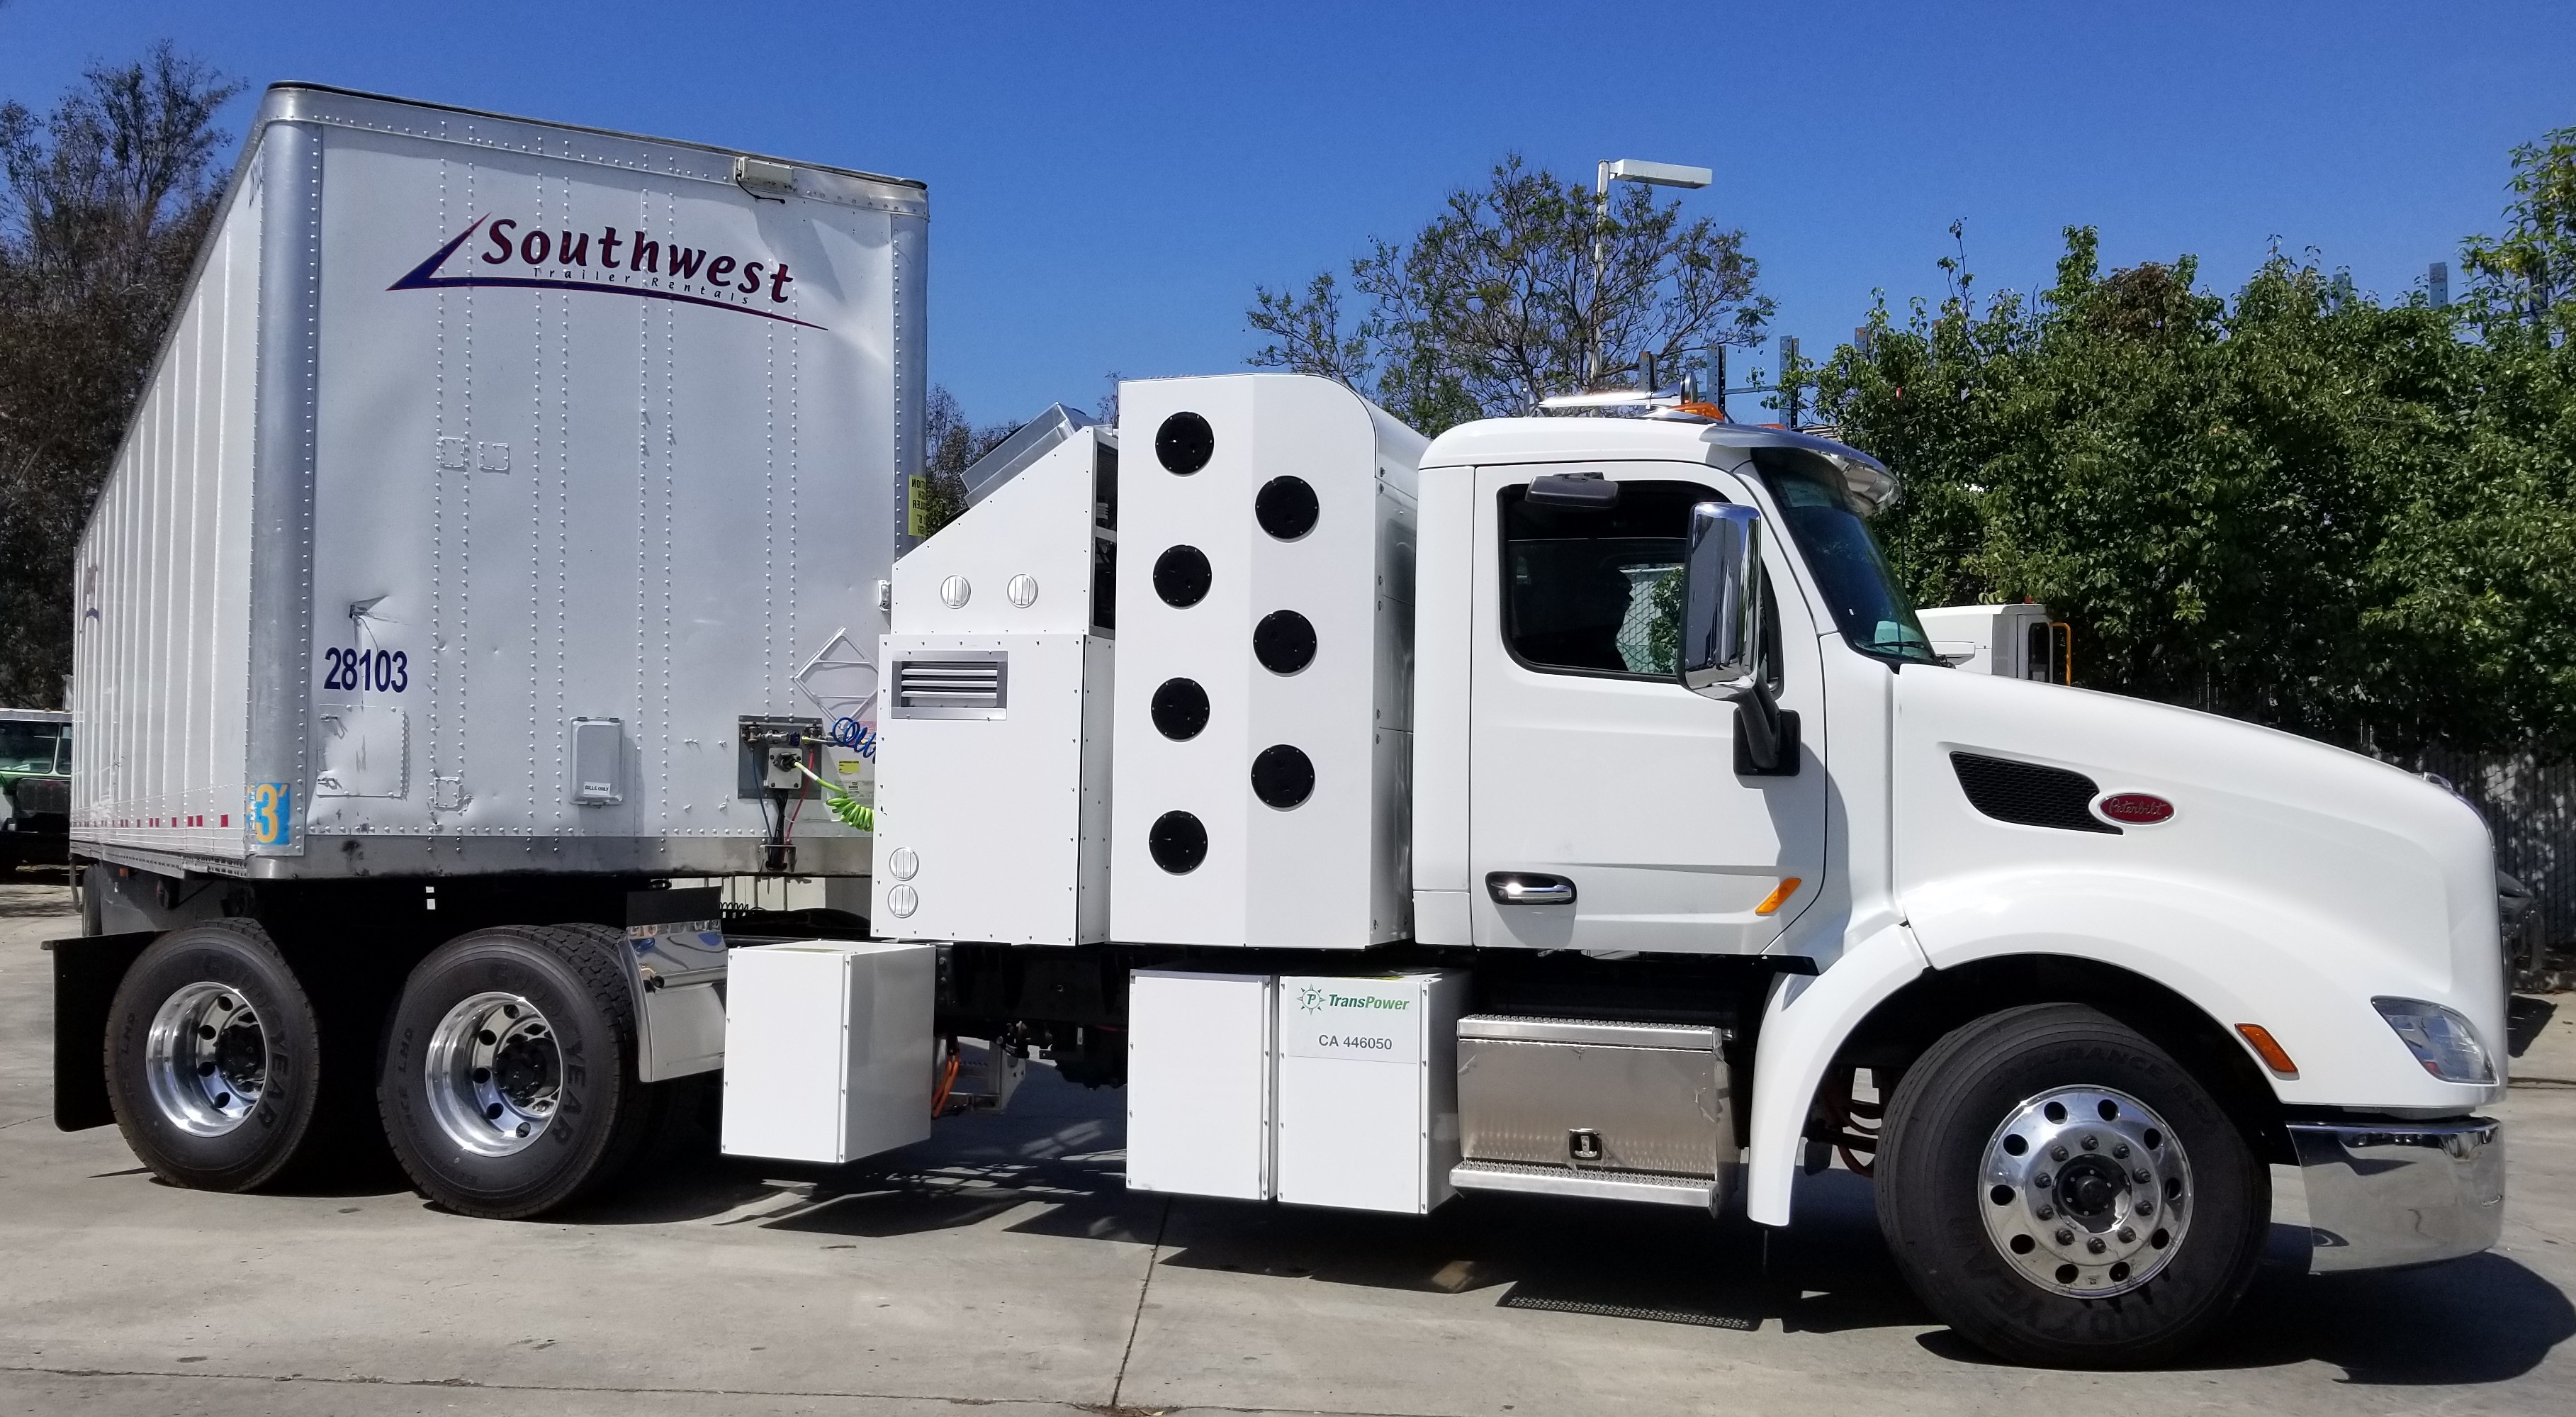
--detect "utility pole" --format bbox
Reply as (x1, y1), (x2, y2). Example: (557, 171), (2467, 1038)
(1588, 159), (1712, 386)
(1777, 335), (1801, 427)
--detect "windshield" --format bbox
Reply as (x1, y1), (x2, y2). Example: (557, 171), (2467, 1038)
(1750, 448), (1936, 664)
(0, 722), (66, 775)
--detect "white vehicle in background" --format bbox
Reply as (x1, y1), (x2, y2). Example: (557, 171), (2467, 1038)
(55, 85), (2506, 1370)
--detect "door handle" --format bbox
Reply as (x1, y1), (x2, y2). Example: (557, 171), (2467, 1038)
(1487, 872), (1575, 906)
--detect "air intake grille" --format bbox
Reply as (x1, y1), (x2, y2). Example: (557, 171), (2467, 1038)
(890, 654), (1007, 719)
(11, 775), (67, 815)
(1950, 752), (2117, 834)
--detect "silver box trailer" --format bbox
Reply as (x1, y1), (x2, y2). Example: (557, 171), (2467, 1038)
(69, 84), (923, 881)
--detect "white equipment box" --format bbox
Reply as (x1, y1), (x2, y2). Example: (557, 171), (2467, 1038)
(1109, 374), (1427, 949)
(1276, 972), (1466, 1214)
(872, 426), (1116, 946)
(1917, 603), (2069, 682)
(1125, 968), (1465, 1214)
(1126, 970), (1274, 1200)
(720, 940), (935, 1164)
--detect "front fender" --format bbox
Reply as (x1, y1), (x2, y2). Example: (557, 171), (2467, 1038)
(1745, 922), (1925, 1226)
(1905, 868), (2504, 1111)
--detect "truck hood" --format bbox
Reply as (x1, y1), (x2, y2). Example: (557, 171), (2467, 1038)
(1889, 665), (2505, 1099)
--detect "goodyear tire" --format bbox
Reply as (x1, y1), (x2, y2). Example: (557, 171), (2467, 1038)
(1875, 1003), (2266, 1368)
(378, 925), (659, 1219)
(105, 920), (325, 1192)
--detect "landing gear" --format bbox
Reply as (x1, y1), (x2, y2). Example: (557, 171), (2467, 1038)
(1876, 1004), (2265, 1367)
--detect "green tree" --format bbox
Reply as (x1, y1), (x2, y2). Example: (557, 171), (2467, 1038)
(1812, 126), (2576, 759)
(1249, 155), (1771, 435)
(909, 384), (1017, 539)
(0, 44), (241, 707)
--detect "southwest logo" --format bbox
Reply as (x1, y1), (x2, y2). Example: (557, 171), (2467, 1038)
(389, 213), (823, 330)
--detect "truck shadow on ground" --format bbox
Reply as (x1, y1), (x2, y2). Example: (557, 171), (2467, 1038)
(581, 1063), (2575, 1385)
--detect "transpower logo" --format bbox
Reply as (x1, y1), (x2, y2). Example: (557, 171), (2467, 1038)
(1296, 985), (1410, 1014)
(388, 213), (823, 330)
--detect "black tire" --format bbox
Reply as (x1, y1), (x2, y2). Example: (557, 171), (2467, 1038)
(378, 925), (658, 1219)
(105, 920), (325, 1192)
(1875, 1003), (2266, 1368)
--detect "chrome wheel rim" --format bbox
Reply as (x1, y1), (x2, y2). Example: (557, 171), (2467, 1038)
(425, 992), (561, 1157)
(145, 981), (268, 1136)
(1979, 1085), (2193, 1297)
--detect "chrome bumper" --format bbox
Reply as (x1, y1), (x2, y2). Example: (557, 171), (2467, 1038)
(2287, 1117), (2503, 1272)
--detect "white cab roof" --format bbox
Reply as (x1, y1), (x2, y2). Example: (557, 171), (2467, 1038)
(1422, 417), (1899, 511)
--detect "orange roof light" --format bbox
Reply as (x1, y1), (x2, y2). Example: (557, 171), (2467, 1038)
(1754, 878), (1803, 917)
(2236, 1024), (2300, 1078)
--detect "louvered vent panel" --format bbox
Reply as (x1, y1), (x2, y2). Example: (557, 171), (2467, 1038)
(891, 655), (1008, 719)
(1950, 752), (2118, 834)
(13, 776), (67, 815)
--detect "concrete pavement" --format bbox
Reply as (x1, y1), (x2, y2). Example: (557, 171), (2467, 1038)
(2, 873), (2572, 1416)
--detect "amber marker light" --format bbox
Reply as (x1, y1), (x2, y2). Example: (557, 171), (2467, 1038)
(2236, 1024), (2300, 1079)
(1755, 878), (1803, 917)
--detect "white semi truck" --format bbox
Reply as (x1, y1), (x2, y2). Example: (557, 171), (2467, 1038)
(54, 86), (2506, 1370)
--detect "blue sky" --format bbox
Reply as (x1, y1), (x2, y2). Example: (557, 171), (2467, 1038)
(4, 1), (2571, 425)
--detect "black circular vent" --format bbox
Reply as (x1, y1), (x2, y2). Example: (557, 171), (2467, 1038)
(1148, 810), (1208, 874)
(1153, 545), (1212, 607)
(1254, 476), (1320, 540)
(1253, 610), (1316, 674)
(1249, 745), (1315, 810)
(1151, 678), (1210, 740)
(1155, 412), (1214, 474)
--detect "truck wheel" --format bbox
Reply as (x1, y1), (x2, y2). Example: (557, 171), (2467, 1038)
(105, 920), (325, 1192)
(378, 926), (656, 1219)
(1875, 1002), (2266, 1368)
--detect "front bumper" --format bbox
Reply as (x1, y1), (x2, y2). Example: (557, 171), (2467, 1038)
(2287, 1117), (2503, 1272)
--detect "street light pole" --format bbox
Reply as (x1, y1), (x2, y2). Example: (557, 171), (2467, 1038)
(1587, 158), (1714, 387)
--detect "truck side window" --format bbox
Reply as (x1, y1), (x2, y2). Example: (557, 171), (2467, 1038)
(1502, 479), (1774, 683)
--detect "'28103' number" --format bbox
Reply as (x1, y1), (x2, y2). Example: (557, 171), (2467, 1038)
(323, 647), (407, 692)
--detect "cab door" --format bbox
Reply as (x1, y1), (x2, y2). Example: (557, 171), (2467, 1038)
(1467, 463), (1827, 955)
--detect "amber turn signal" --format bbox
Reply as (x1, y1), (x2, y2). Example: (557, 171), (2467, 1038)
(2236, 1023), (2300, 1078)
(1755, 878), (1803, 917)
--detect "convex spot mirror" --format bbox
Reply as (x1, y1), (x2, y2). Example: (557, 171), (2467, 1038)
(1678, 501), (1764, 700)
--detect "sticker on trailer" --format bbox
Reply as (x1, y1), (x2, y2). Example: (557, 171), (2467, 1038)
(246, 783), (293, 846)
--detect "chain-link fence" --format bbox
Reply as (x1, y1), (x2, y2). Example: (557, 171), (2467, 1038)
(2414, 746), (2576, 991)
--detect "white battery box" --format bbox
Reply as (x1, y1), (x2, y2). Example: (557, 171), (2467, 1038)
(720, 940), (935, 1164)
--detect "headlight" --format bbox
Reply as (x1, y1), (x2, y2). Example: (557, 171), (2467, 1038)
(2372, 997), (2495, 1085)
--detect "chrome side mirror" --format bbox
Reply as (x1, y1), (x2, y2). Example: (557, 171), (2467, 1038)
(1679, 502), (1764, 701)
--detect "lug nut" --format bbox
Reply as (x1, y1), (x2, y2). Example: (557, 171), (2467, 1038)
(2035, 1172), (2054, 1188)
(2118, 1228), (2137, 1243)
(2081, 1136), (2099, 1151)
(2113, 1143), (2130, 1159)
(2036, 1206), (2055, 1221)
(2136, 1199), (2153, 1216)
(2055, 1228), (2074, 1245)
(2052, 1145), (2069, 1162)
(2134, 1167), (2152, 1184)
(2087, 1237), (2108, 1254)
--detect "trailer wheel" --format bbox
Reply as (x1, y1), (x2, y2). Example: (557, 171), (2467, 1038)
(378, 926), (657, 1219)
(105, 920), (325, 1192)
(1875, 1002), (2266, 1368)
